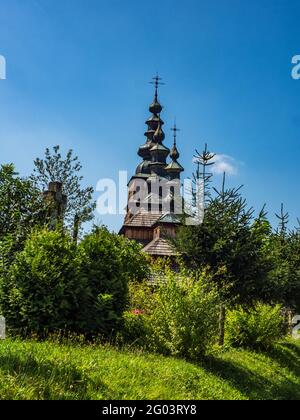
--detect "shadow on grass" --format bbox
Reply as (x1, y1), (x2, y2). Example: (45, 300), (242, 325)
(0, 353), (108, 400)
(269, 341), (300, 377)
(201, 342), (300, 400)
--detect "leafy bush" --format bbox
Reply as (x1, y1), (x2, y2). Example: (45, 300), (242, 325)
(77, 226), (149, 336)
(120, 310), (149, 347)
(118, 281), (155, 347)
(149, 271), (220, 359)
(127, 280), (155, 313)
(123, 270), (220, 359)
(0, 226), (149, 338)
(225, 303), (286, 350)
(0, 229), (84, 335)
(0, 226), (149, 337)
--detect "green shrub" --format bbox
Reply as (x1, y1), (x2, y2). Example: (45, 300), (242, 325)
(120, 310), (149, 347)
(115, 281), (153, 347)
(148, 270), (220, 360)
(0, 226), (149, 338)
(151, 275), (219, 359)
(127, 280), (155, 313)
(225, 303), (286, 350)
(77, 226), (149, 336)
(0, 229), (84, 335)
(122, 270), (220, 359)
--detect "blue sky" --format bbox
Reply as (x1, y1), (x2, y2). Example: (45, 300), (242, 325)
(0, 0), (300, 232)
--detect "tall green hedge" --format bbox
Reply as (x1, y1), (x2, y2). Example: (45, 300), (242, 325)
(77, 226), (149, 335)
(0, 227), (149, 337)
(0, 229), (83, 334)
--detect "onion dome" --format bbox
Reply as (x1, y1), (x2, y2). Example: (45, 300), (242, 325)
(149, 99), (162, 115)
(146, 115), (164, 129)
(153, 121), (165, 144)
(136, 160), (151, 175)
(149, 142), (170, 177)
(165, 123), (184, 179)
(165, 160), (184, 173)
(145, 116), (164, 142)
(150, 142), (170, 158)
(138, 139), (151, 159)
(144, 128), (156, 141)
(170, 143), (180, 161)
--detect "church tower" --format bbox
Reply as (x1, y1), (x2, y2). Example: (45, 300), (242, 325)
(119, 76), (184, 257)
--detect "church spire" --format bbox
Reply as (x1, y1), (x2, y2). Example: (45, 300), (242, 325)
(165, 122), (184, 180)
(136, 75), (167, 176)
(170, 123), (180, 160)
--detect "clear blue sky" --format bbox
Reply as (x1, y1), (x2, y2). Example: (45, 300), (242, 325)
(0, 0), (300, 232)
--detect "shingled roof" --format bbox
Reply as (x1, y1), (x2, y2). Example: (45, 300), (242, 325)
(124, 211), (162, 228)
(124, 211), (182, 229)
(156, 213), (181, 225)
(142, 237), (177, 256)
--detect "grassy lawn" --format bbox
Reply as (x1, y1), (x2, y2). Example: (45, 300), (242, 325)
(0, 338), (299, 400)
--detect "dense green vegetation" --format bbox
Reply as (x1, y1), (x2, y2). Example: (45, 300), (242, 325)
(0, 145), (299, 400)
(174, 149), (300, 346)
(0, 338), (299, 400)
(0, 227), (148, 337)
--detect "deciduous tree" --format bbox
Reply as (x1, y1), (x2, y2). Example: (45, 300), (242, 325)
(31, 146), (95, 238)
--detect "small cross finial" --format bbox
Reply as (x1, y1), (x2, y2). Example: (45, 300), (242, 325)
(149, 74), (164, 99)
(170, 121), (180, 146)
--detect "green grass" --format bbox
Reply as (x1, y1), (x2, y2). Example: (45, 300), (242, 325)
(0, 338), (299, 400)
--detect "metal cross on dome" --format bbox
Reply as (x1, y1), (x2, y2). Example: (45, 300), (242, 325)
(171, 122), (180, 145)
(149, 74), (165, 99)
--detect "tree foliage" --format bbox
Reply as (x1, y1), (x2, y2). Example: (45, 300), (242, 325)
(77, 226), (149, 335)
(31, 146), (95, 233)
(174, 177), (275, 306)
(267, 218), (300, 311)
(0, 164), (44, 242)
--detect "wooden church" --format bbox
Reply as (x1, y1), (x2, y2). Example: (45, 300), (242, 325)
(119, 76), (184, 257)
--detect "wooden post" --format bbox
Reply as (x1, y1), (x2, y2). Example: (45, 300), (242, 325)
(43, 182), (67, 229)
(73, 214), (80, 244)
(0, 316), (6, 340)
(218, 304), (226, 347)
